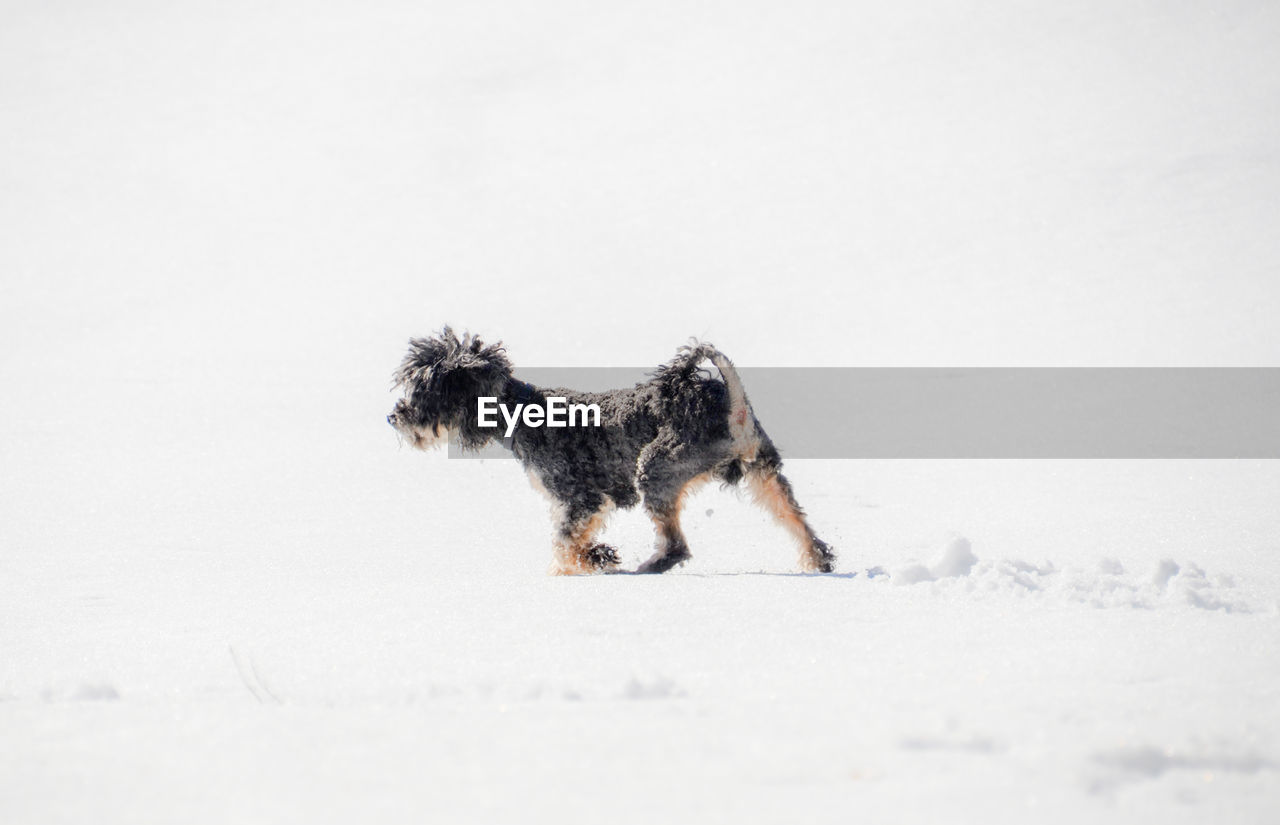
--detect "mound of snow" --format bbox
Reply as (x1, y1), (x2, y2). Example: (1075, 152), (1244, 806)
(887, 540), (1253, 611)
(1087, 744), (1273, 794)
(891, 536), (977, 585)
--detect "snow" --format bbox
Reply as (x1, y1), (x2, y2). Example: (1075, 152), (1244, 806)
(3, 1), (1280, 823)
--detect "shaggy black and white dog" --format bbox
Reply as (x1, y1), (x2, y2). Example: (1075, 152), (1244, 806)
(388, 328), (835, 575)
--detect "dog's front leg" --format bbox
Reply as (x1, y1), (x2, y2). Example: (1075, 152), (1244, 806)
(549, 498), (618, 575)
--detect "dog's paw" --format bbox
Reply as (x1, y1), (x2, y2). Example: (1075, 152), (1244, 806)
(585, 543), (621, 570)
(804, 540), (837, 573)
(636, 547), (691, 574)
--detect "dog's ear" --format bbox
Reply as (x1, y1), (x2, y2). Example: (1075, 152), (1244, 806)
(449, 333), (514, 449)
(392, 327), (459, 392)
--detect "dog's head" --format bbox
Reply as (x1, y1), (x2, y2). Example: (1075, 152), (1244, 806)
(388, 326), (513, 451)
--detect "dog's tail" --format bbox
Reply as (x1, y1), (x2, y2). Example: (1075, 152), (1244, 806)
(703, 347), (756, 458)
(671, 342), (761, 464)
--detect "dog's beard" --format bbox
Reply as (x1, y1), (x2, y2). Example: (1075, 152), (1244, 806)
(389, 410), (451, 451)
(402, 424), (448, 451)
(417, 424), (453, 450)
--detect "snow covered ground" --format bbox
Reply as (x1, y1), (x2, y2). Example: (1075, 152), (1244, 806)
(3, 1), (1279, 823)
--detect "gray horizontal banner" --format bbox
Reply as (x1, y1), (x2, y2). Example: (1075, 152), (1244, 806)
(449, 368), (1280, 459)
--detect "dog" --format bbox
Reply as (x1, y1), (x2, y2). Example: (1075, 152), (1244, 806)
(388, 327), (836, 575)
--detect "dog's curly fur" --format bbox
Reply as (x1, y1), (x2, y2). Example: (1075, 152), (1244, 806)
(388, 327), (836, 575)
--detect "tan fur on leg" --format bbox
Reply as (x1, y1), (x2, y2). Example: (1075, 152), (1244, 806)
(638, 473), (711, 573)
(550, 505), (616, 576)
(746, 471), (830, 572)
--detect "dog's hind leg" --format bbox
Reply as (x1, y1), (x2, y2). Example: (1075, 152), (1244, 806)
(549, 497), (619, 576)
(637, 469), (712, 574)
(745, 468), (836, 573)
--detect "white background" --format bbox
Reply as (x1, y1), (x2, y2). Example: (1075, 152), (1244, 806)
(3, 2), (1279, 822)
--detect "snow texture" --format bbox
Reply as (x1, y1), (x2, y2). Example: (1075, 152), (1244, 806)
(3, 1), (1280, 823)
